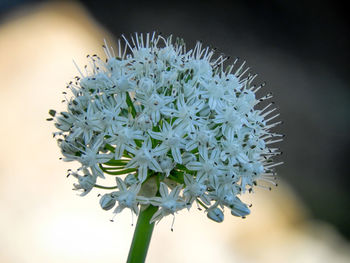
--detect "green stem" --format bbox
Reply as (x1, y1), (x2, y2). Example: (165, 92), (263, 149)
(94, 184), (117, 190)
(126, 92), (137, 117)
(127, 205), (158, 263)
(101, 167), (137, 175)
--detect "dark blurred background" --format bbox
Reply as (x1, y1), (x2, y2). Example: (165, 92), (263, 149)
(1, 0), (349, 242)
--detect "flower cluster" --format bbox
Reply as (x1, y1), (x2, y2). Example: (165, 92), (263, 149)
(49, 33), (283, 224)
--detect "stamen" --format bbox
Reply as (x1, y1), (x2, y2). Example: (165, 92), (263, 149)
(264, 161), (284, 169)
(265, 138), (284, 145)
(72, 60), (84, 77)
(171, 215), (175, 232)
(131, 210), (134, 226)
(265, 113), (280, 123)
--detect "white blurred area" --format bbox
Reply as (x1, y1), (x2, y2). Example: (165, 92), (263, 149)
(0, 1), (349, 263)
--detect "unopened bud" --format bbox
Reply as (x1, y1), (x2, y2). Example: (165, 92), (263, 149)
(99, 194), (116, 210)
(125, 173), (138, 187)
(231, 201), (250, 217)
(207, 207), (224, 223)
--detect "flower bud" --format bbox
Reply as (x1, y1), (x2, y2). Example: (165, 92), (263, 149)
(159, 156), (175, 177)
(207, 207), (224, 223)
(231, 202), (251, 218)
(117, 77), (130, 92)
(124, 173), (138, 187)
(99, 193), (116, 210)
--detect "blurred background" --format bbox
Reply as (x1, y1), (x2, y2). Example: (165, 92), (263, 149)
(0, 0), (349, 262)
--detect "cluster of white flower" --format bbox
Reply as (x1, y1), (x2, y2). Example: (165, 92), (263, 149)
(49, 33), (283, 224)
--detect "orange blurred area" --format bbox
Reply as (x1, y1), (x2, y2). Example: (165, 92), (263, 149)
(0, 2), (349, 263)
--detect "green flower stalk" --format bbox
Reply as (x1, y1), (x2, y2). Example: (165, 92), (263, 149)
(49, 32), (283, 262)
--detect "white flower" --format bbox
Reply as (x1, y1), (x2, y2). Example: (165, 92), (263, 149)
(51, 32), (283, 224)
(148, 182), (186, 224)
(126, 138), (162, 182)
(80, 72), (112, 92)
(135, 93), (174, 124)
(185, 125), (218, 151)
(183, 173), (210, 206)
(112, 178), (147, 215)
(62, 137), (112, 178)
(96, 97), (126, 134)
(148, 121), (185, 164)
(69, 103), (103, 144)
(201, 75), (229, 111)
(219, 130), (244, 163)
(186, 147), (223, 181)
(70, 168), (97, 196)
(107, 125), (145, 159)
(134, 113), (153, 131)
(213, 103), (244, 136)
(170, 95), (205, 132)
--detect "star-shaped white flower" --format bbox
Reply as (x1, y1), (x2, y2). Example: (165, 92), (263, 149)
(186, 147), (223, 180)
(149, 182), (186, 224)
(107, 125), (145, 159)
(126, 138), (162, 182)
(112, 177), (148, 215)
(183, 173), (211, 206)
(149, 121), (185, 164)
(70, 168), (97, 196)
(62, 137), (112, 178)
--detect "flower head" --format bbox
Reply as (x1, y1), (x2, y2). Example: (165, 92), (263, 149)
(50, 32), (283, 224)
